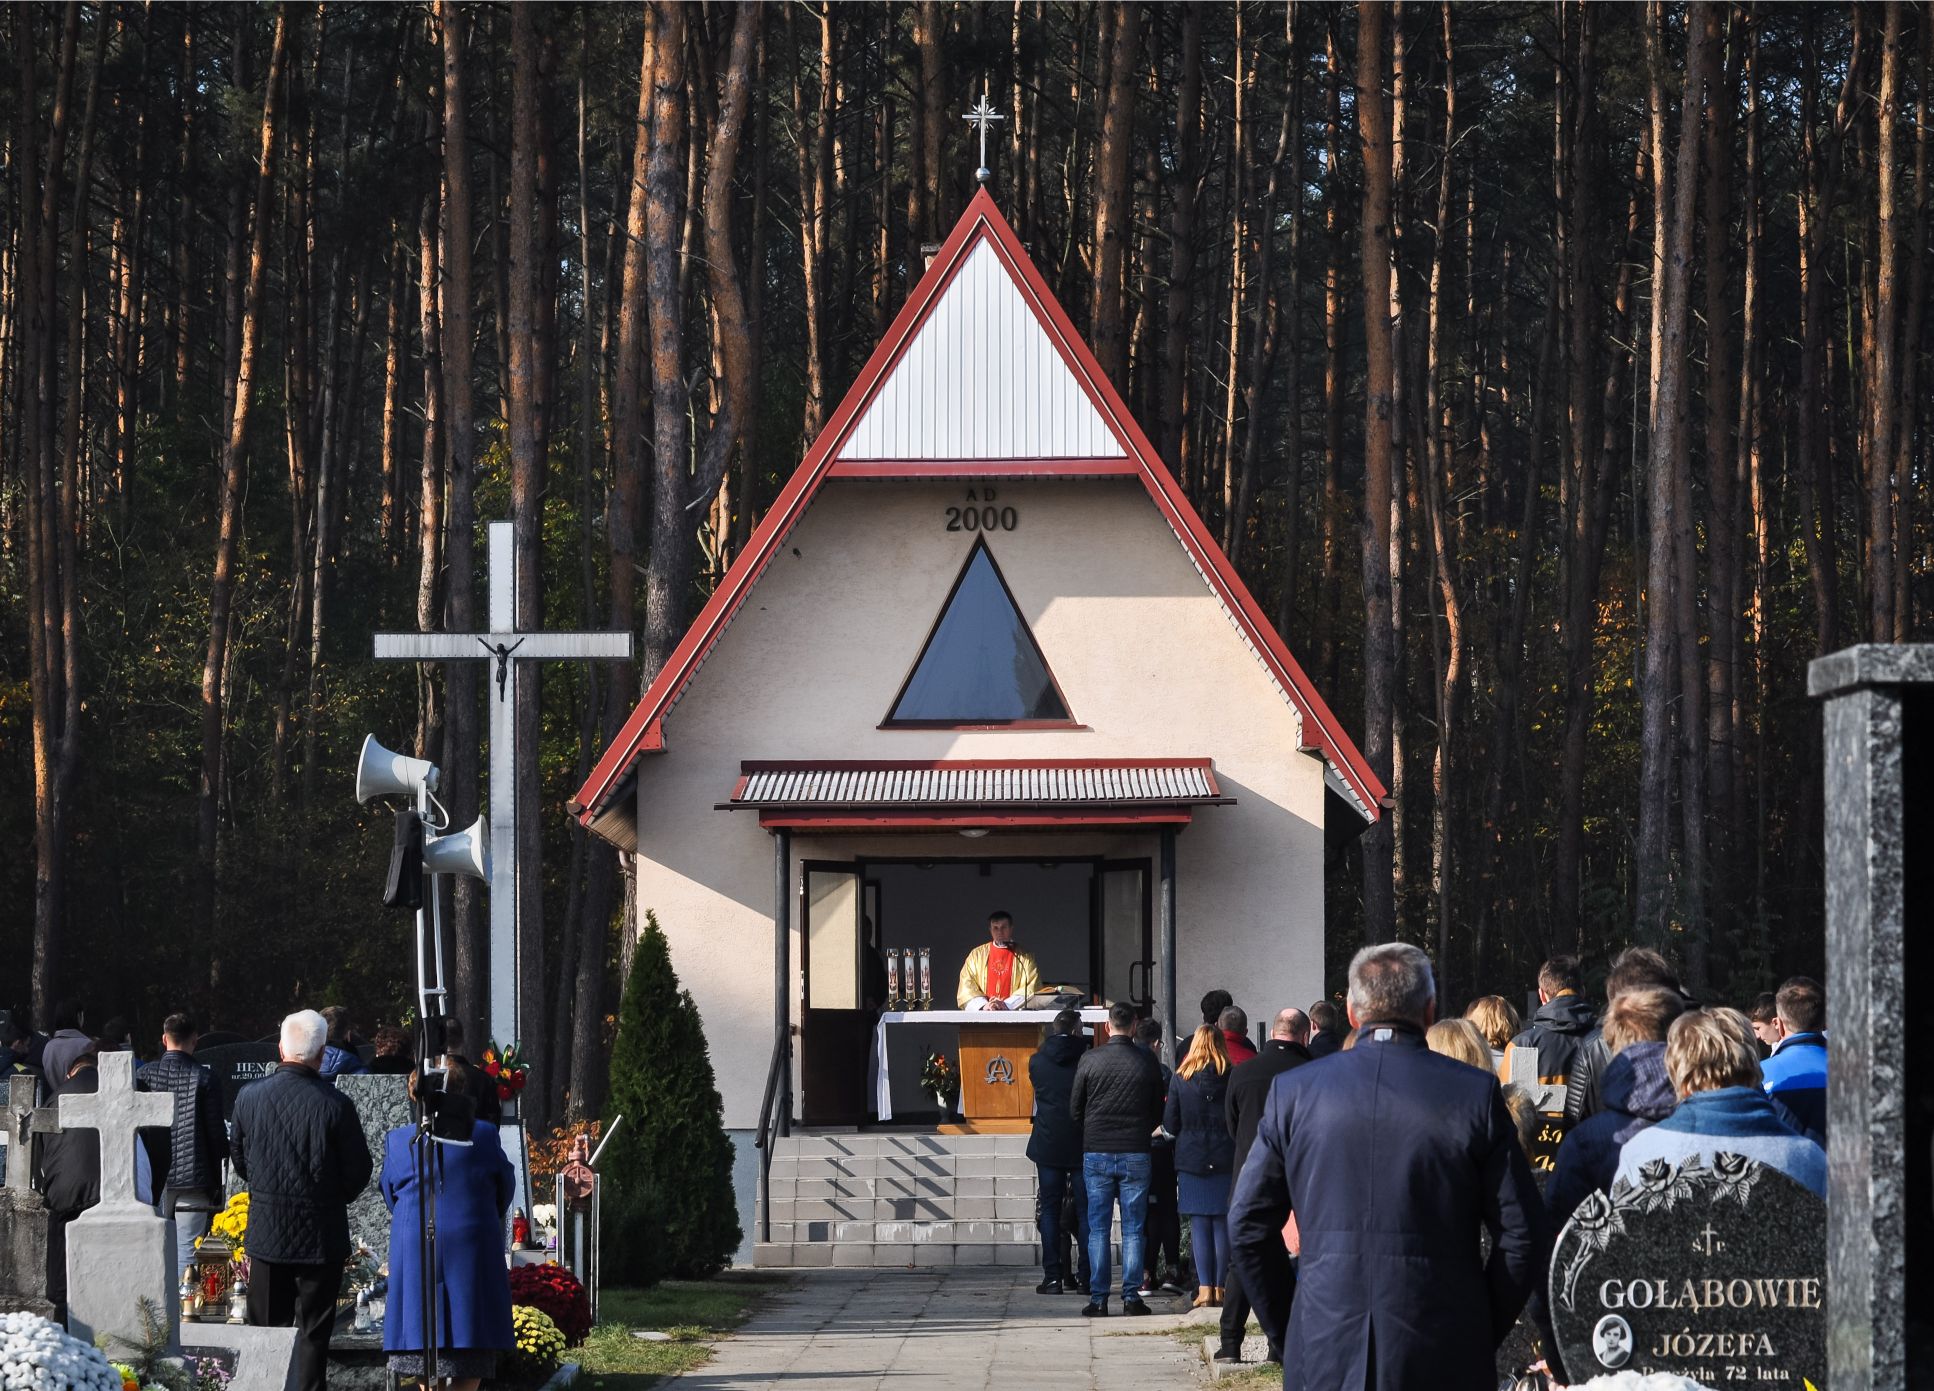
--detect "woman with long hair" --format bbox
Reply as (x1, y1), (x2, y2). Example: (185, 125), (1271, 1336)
(1162, 1024), (1234, 1307)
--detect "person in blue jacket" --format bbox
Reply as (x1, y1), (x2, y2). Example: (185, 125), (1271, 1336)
(1758, 976), (1827, 1138)
(381, 1060), (515, 1391)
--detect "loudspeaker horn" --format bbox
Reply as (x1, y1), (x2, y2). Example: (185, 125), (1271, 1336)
(356, 733), (440, 804)
(423, 815), (490, 881)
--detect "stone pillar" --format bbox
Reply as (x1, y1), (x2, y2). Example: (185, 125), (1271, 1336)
(1808, 643), (1934, 1391)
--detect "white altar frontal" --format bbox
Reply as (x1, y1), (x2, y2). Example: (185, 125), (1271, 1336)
(568, 186), (1385, 1265)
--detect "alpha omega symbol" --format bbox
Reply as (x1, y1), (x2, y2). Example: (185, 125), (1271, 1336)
(984, 1055), (1016, 1086)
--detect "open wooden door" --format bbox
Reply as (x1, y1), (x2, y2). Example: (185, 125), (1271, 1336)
(800, 862), (871, 1125)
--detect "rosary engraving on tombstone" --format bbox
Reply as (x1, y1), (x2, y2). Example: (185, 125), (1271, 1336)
(1549, 1153), (1826, 1387)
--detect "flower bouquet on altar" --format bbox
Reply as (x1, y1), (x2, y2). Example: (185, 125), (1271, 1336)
(920, 1051), (958, 1113)
(482, 1041), (530, 1104)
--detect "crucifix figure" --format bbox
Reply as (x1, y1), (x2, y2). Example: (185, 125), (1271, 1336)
(375, 521), (632, 1052)
(964, 93), (1003, 186)
(56, 1052), (175, 1206)
(6, 1074), (61, 1196)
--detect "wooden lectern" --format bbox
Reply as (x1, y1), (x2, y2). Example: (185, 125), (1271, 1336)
(956, 1022), (1040, 1121)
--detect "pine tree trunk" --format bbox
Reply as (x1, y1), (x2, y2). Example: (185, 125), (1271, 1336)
(1865, 1), (1903, 642)
(199, 6), (289, 950)
(433, 2), (486, 1040)
(641, 0), (691, 677)
(1357, 1), (1397, 942)
(1089, 1), (1139, 389)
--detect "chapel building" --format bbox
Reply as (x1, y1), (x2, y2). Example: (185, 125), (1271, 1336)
(572, 189), (1382, 1264)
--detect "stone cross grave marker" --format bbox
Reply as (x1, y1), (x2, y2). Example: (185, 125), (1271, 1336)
(1548, 1154), (1825, 1387)
(57, 1052), (173, 1205)
(58, 1051), (180, 1355)
(6, 1075), (60, 1195)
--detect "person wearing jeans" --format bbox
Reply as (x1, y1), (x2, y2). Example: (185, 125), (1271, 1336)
(1069, 1002), (1165, 1316)
(1081, 1151), (1152, 1310)
(1028, 1010), (1092, 1293)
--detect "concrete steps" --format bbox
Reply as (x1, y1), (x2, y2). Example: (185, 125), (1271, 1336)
(755, 1131), (1090, 1268)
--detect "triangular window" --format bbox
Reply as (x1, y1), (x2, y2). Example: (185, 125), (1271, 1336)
(886, 540), (1073, 725)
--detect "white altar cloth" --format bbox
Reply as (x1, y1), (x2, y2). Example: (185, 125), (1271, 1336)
(870, 1008), (1110, 1121)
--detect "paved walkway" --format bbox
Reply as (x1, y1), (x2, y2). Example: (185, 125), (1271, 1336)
(674, 1269), (1210, 1390)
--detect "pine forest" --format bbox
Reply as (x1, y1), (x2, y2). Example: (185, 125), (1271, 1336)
(1, 2), (1924, 1125)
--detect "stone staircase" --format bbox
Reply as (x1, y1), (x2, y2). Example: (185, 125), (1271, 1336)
(753, 1131), (1051, 1268)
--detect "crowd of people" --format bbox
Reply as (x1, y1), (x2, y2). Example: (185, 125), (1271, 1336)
(3, 1003), (516, 1391)
(1025, 946), (1830, 1384)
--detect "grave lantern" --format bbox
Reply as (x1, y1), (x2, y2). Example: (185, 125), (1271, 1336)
(181, 1235), (238, 1322)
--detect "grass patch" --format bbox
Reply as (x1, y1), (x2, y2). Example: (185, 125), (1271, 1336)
(575, 1274), (786, 1390)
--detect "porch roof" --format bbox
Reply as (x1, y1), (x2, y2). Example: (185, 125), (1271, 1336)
(718, 758), (1233, 831)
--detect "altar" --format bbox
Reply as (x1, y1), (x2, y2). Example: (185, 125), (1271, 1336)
(871, 1008), (1109, 1121)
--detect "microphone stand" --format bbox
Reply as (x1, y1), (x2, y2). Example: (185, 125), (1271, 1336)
(413, 783), (449, 1388)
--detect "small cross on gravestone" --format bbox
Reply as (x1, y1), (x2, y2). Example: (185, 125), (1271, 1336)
(57, 1052), (180, 1356)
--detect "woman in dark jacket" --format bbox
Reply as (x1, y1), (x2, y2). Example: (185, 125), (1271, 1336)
(1163, 1025), (1234, 1308)
(380, 1062), (516, 1391)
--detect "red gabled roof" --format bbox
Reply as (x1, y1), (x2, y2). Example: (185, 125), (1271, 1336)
(571, 188), (1385, 842)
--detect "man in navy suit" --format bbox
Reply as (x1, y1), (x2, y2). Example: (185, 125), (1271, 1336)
(1229, 944), (1545, 1389)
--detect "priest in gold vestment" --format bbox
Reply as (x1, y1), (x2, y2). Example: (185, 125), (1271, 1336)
(957, 910), (1042, 1010)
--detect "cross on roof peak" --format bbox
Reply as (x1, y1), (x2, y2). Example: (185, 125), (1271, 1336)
(964, 92), (1003, 186)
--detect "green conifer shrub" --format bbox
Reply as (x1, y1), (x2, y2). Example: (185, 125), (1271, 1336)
(602, 911), (742, 1281)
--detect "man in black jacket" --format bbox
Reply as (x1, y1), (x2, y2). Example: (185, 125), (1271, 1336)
(1026, 1009), (1091, 1294)
(1070, 1002), (1164, 1317)
(1216, 1007), (1311, 1365)
(138, 1013), (229, 1251)
(1304, 1000), (1343, 1059)
(231, 1010), (373, 1391)
(1510, 955), (1597, 1087)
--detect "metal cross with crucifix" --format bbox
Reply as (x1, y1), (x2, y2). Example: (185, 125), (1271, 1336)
(964, 93), (1004, 186)
(374, 521), (632, 1051)
(6, 1074), (61, 1196)
(56, 1053), (175, 1206)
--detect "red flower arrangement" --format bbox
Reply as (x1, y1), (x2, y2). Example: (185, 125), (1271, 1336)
(508, 1261), (591, 1345)
(482, 1041), (530, 1102)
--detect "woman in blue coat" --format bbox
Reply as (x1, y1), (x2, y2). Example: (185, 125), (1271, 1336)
(381, 1063), (516, 1390)
(1163, 1025), (1234, 1308)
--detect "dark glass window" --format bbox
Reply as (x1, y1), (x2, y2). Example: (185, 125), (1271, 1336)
(887, 540), (1072, 724)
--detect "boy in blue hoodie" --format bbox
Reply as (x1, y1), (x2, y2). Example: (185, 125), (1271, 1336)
(1758, 975), (1827, 1138)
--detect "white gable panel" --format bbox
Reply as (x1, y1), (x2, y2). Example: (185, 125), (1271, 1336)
(837, 239), (1126, 460)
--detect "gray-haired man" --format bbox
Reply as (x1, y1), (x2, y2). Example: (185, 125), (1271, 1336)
(230, 1010), (372, 1391)
(1229, 945), (1544, 1389)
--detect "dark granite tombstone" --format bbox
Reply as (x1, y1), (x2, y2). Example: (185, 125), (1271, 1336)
(1810, 644), (1934, 1390)
(197, 1043), (280, 1113)
(1548, 1154), (1826, 1387)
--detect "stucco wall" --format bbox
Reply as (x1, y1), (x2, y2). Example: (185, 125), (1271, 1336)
(630, 478), (1333, 1128)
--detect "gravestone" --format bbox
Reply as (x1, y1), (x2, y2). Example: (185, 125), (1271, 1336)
(1548, 1154), (1825, 1387)
(0, 1076), (61, 1318)
(57, 1051), (179, 1356)
(331, 1072), (411, 1268)
(1809, 643), (1934, 1390)
(197, 1043), (280, 1114)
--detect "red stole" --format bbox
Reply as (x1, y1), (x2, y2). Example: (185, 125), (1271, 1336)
(985, 944), (1015, 1001)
